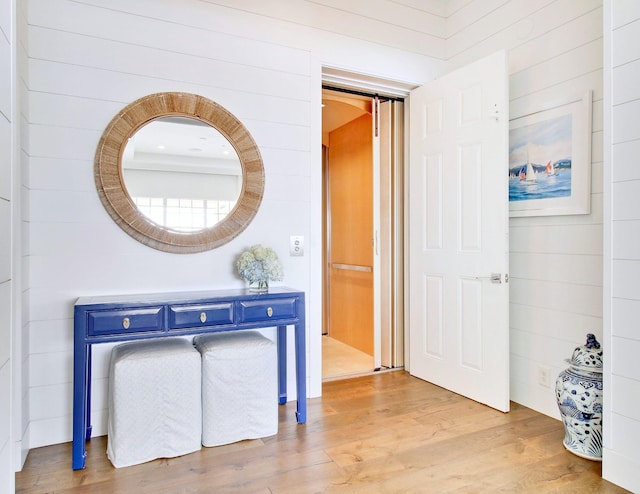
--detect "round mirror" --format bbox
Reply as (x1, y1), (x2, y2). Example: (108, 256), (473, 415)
(122, 116), (243, 232)
(95, 92), (264, 253)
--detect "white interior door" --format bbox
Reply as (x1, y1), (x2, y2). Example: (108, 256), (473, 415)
(408, 51), (510, 412)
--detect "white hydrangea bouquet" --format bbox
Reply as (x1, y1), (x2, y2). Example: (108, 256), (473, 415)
(236, 244), (283, 292)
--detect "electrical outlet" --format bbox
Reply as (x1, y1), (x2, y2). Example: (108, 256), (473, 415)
(290, 235), (304, 256)
(538, 366), (551, 388)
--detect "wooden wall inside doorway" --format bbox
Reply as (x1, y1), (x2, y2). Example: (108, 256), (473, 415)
(327, 113), (374, 356)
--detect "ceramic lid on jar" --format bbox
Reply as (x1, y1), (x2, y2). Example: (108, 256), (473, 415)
(565, 333), (603, 373)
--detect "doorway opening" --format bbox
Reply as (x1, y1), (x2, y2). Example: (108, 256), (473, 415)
(321, 85), (405, 381)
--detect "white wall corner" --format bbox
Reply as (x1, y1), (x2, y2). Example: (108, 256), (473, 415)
(601, 0), (613, 459)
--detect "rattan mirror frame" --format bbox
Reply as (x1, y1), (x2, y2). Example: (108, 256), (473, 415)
(95, 92), (264, 253)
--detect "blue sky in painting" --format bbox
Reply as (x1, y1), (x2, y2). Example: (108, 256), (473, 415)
(509, 113), (572, 167)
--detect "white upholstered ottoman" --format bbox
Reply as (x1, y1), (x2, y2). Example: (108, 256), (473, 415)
(107, 338), (202, 468)
(194, 331), (278, 447)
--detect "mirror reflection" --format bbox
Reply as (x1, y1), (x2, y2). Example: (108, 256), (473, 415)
(95, 92), (264, 253)
(121, 117), (242, 232)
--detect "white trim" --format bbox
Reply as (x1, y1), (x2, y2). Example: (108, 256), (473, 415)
(322, 66), (417, 98)
(9, 0), (23, 482)
(308, 55), (324, 399)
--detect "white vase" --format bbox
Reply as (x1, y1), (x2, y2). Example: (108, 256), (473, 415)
(555, 333), (603, 461)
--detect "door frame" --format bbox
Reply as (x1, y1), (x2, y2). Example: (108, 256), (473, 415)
(321, 67), (413, 372)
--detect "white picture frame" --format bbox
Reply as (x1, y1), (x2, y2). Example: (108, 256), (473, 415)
(508, 91), (592, 217)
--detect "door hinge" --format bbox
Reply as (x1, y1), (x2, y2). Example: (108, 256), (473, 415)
(491, 103), (499, 121)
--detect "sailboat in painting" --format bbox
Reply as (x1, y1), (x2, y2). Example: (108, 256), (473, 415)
(545, 160), (558, 177)
(508, 110), (577, 204)
(519, 149), (536, 183)
(525, 160), (536, 182)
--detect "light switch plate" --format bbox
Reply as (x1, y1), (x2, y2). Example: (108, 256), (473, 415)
(290, 235), (304, 256)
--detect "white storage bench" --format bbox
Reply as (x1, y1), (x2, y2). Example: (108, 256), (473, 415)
(194, 331), (278, 447)
(106, 338), (202, 468)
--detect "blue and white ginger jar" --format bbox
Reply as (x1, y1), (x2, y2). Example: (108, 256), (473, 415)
(555, 333), (603, 461)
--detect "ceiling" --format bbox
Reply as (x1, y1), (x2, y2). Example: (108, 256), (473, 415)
(322, 88), (372, 137)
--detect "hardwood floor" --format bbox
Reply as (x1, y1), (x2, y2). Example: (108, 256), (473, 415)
(16, 371), (629, 493)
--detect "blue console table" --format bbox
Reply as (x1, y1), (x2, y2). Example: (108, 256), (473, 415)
(72, 287), (306, 470)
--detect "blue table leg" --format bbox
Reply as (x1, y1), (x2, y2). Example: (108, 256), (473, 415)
(295, 302), (306, 424)
(85, 345), (92, 441)
(72, 340), (89, 470)
(277, 325), (287, 404)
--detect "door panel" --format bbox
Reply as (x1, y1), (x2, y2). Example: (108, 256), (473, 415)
(378, 100), (404, 368)
(424, 274), (444, 357)
(328, 113), (373, 356)
(424, 153), (443, 249)
(409, 51), (510, 412)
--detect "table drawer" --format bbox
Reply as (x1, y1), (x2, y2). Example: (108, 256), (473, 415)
(88, 307), (164, 336)
(238, 298), (297, 323)
(169, 302), (234, 329)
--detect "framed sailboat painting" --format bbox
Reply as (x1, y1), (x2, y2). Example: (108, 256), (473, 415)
(508, 91), (592, 217)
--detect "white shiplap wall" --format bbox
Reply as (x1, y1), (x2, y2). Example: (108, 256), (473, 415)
(25, 0), (315, 448)
(15, 0), (27, 474)
(446, 0), (605, 420)
(23, 0), (444, 449)
(21, 2), (635, 490)
(0, 0), (13, 491)
(604, 1), (640, 492)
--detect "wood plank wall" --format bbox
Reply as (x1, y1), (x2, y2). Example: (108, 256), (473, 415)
(327, 113), (374, 356)
(446, 0), (605, 420)
(21, 0), (443, 454)
(19, 2), (638, 490)
(24, 0), (316, 450)
(604, 1), (640, 491)
(0, 0), (13, 491)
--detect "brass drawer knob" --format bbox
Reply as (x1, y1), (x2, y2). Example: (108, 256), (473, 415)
(122, 317), (130, 329)
(200, 312), (207, 323)
(266, 307), (273, 317)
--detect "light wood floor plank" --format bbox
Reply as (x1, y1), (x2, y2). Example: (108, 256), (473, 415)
(16, 371), (629, 493)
